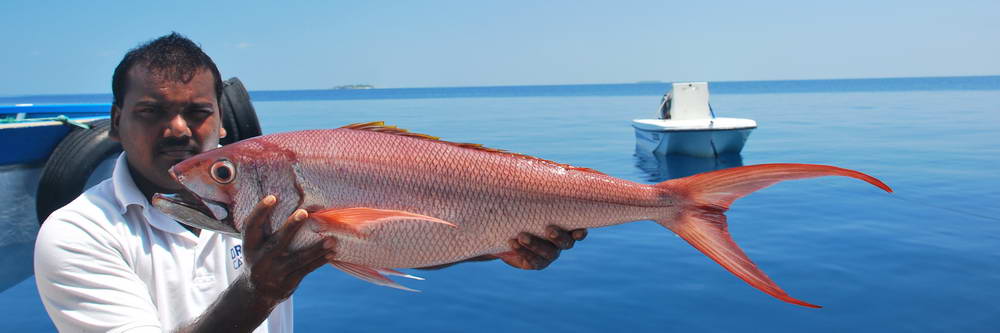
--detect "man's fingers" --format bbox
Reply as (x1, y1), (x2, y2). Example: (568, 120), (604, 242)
(275, 209), (310, 248)
(501, 228), (588, 270)
(545, 225), (575, 249)
(287, 252), (333, 285)
(260, 252), (329, 302)
(501, 240), (549, 270)
(244, 195), (277, 249)
(517, 242), (551, 270)
(517, 232), (560, 262)
(287, 239), (334, 271)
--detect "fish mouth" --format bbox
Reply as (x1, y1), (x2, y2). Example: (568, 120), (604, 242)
(152, 191), (241, 237)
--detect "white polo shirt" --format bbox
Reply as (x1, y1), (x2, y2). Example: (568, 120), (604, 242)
(34, 153), (292, 332)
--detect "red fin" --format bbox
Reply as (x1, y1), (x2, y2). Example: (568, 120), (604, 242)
(378, 268), (425, 281)
(329, 261), (420, 292)
(662, 163), (892, 207)
(657, 164), (891, 308)
(659, 212), (821, 308)
(341, 121), (441, 140)
(340, 121), (606, 175)
(312, 207), (456, 238)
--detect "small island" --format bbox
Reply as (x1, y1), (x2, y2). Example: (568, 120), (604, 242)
(331, 84), (375, 90)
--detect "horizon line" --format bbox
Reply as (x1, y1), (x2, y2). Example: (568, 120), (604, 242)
(2, 74), (998, 99)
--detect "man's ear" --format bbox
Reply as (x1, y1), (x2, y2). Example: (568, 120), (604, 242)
(109, 104), (121, 141)
(218, 106), (227, 139)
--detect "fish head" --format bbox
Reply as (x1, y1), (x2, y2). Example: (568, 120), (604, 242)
(152, 141), (282, 237)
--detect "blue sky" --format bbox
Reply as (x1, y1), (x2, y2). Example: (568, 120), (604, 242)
(1, 1), (997, 95)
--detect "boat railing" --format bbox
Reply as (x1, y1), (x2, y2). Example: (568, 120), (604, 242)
(0, 104), (110, 129)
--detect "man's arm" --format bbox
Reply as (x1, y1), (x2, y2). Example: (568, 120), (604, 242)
(177, 195), (334, 333)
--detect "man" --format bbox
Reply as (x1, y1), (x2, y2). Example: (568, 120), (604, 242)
(34, 32), (586, 332)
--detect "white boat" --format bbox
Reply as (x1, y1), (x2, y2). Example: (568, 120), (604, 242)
(632, 82), (756, 158)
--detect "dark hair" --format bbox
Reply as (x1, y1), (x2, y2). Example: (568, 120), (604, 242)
(111, 32), (223, 107)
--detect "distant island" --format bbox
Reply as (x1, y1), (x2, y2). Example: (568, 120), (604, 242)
(331, 84), (375, 90)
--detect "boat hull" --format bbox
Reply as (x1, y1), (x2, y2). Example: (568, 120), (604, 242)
(633, 118), (755, 158)
(0, 114), (113, 292)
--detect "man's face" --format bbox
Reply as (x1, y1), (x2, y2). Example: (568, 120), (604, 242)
(111, 65), (226, 195)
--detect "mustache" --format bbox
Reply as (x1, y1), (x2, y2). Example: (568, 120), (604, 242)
(157, 137), (198, 151)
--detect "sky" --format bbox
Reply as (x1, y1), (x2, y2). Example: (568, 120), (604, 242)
(1, 0), (998, 96)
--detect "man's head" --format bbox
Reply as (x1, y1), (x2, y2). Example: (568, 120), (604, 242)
(109, 32), (227, 198)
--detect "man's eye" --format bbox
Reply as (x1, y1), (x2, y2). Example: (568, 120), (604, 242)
(189, 109), (213, 117)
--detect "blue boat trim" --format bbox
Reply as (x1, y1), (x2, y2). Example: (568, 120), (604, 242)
(0, 104), (111, 166)
(0, 103), (110, 121)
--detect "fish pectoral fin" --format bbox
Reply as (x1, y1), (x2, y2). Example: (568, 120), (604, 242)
(329, 261), (421, 292)
(312, 207), (456, 238)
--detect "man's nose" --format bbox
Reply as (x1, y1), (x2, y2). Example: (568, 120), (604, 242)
(165, 114), (192, 138)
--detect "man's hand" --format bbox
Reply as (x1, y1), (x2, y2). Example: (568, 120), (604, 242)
(499, 226), (587, 270)
(178, 195), (334, 332)
(418, 225), (587, 271)
(242, 195), (336, 305)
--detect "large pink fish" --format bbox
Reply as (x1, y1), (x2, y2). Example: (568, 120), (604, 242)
(153, 121), (891, 308)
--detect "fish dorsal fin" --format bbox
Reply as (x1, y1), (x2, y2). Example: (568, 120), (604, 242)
(342, 121), (442, 140)
(340, 121), (606, 175)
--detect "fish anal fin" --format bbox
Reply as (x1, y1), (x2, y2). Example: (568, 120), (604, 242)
(312, 207), (456, 238)
(378, 268), (425, 281)
(329, 261), (420, 292)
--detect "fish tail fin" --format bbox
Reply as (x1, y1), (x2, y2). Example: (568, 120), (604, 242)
(654, 163), (891, 308)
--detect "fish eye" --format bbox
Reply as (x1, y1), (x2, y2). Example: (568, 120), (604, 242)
(210, 160), (235, 184)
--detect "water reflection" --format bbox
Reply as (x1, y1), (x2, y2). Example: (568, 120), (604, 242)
(0, 243), (34, 293)
(634, 151), (744, 182)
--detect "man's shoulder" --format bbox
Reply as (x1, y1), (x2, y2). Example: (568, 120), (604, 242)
(39, 179), (137, 243)
(34, 178), (146, 277)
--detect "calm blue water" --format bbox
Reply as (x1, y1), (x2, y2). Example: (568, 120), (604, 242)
(4, 77), (999, 332)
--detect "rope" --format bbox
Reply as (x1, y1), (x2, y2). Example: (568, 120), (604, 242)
(0, 114), (91, 129)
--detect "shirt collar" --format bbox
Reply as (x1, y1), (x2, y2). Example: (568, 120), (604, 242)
(111, 152), (191, 235)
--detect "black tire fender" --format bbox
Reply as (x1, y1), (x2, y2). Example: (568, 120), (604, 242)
(35, 118), (121, 223)
(219, 77), (262, 145)
(36, 77), (262, 224)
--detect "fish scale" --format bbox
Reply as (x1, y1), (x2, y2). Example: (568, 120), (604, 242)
(155, 121), (891, 307)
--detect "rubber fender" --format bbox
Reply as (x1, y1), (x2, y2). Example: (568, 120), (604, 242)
(35, 118), (122, 223)
(219, 77), (262, 145)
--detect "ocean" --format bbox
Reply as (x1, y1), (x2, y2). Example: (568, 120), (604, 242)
(3, 76), (999, 332)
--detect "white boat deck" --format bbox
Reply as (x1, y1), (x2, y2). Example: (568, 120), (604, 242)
(632, 117), (756, 132)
